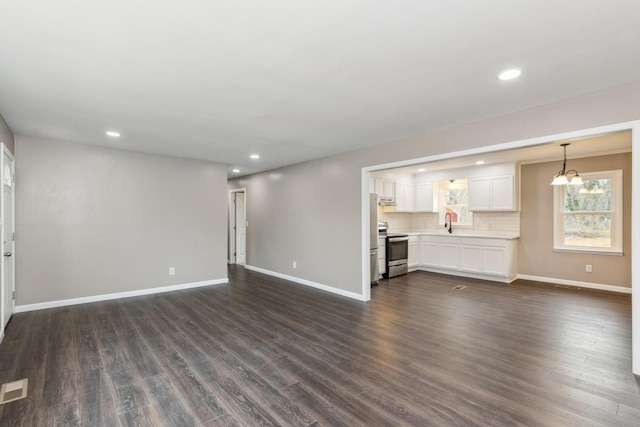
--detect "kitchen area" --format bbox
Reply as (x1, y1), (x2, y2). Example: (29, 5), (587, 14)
(367, 130), (633, 292)
(370, 159), (521, 285)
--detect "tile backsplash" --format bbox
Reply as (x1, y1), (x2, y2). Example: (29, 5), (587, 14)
(472, 211), (520, 231)
(379, 208), (520, 233)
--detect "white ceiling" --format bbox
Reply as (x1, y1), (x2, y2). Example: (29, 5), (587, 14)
(1, 1), (639, 177)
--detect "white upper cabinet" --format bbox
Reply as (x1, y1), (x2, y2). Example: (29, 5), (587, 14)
(375, 178), (395, 200)
(469, 174), (517, 211)
(373, 161), (518, 213)
(490, 175), (516, 210)
(468, 177), (491, 210)
(395, 182), (415, 212)
(414, 182), (435, 212)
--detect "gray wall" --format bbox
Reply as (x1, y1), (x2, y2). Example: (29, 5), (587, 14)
(0, 112), (14, 154)
(230, 158), (363, 293)
(229, 81), (640, 296)
(16, 136), (228, 305)
(519, 153), (632, 287)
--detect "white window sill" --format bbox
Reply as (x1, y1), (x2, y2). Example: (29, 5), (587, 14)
(553, 248), (623, 256)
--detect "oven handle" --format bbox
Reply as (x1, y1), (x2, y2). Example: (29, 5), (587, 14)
(388, 237), (409, 243)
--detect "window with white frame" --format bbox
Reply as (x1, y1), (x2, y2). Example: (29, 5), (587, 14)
(553, 170), (623, 254)
(438, 179), (473, 226)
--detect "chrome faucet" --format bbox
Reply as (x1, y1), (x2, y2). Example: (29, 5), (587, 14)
(444, 212), (453, 234)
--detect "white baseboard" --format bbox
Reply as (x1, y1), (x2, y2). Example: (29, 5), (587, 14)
(15, 278), (229, 313)
(244, 265), (367, 301)
(517, 274), (631, 294)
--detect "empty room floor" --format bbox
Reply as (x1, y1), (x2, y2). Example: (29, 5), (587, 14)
(0, 266), (638, 426)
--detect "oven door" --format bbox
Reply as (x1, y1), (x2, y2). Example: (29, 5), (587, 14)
(385, 236), (408, 278)
(387, 236), (409, 263)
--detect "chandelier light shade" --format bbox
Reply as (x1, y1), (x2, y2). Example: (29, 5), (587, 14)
(551, 143), (582, 186)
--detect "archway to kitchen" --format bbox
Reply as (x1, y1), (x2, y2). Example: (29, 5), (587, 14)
(361, 120), (640, 374)
(229, 188), (247, 265)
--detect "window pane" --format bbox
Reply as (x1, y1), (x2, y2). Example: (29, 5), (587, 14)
(564, 179), (611, 212)
(441, 179), (471, 225)
(446, 189), (468, 205)
(446, 206), (470, 224)
(563, 214), (611, 247)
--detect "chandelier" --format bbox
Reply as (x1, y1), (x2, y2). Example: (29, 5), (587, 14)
(551, 143), (582, 186)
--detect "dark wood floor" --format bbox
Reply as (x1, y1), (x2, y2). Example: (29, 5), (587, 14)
(0, 266), (639, 426)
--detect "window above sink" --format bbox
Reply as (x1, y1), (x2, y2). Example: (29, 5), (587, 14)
(436, 179), (473, 227)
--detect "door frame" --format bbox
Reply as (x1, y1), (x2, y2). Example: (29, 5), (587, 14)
(0, 143), (15, 342)
(228, 188), (247, 265)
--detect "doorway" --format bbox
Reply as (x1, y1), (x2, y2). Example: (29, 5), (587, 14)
(1, 144), (15, 338)
(229, 188), (247, 265)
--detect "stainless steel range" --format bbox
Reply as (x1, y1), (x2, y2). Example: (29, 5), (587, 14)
(378, 222), (409, 279)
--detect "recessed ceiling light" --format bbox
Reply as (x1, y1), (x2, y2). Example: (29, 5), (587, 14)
(498, 68), (521, 81)
(232, 168), (240, 173)
(476, 160), (485, 165)
(250, 154), (260, 159)
(106, 131), (120, 137)
(418, 168), (426, 172)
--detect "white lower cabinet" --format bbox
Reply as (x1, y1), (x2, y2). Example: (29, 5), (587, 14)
(420, 241), (439, 268)
(419, 235), (517, 282)
(419, 236), (459, 271)
(481, 247), (507, 276)
(408, 236), (419, 271)
(460, 245), (483, 273)
(438, 244), (460, 270)
(460, 244), (507, 276)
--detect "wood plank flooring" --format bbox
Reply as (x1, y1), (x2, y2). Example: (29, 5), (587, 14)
(0, 266), (638, 426)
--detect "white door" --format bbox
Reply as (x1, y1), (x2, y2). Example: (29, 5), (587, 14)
(1, 146), (15, 331)
(235, 192), (246, 265)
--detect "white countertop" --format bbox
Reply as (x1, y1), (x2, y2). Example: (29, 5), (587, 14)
(396, 230), (520, 240)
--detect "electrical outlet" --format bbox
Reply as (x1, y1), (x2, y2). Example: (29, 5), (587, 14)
(585, 264), (592, 273)
(169, 267), (175, 275)
(293, 261), (297, 269)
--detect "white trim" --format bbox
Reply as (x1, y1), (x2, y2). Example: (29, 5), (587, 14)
(0, 144), (15, 340)
(553, 169), (623, 254)
(365, 121), (639, 173)
(245, 264), (367, 302)
(517, 274), (631, 294)
(228, 188), (247, 265)
(632, 122), (640, 374)
(14, 278), (229, 313)
(361, 169), (371, 301)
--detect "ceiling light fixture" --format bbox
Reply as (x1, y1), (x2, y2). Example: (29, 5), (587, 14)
(476, 160), (485, 165)
(232, 168), (240, 173)
(418, 168), (426, 172)
(106, 130), (120, 137)
(498, 68), (521, 81)
(551, 143), (582, 186)
(250, 154), (260, 159)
